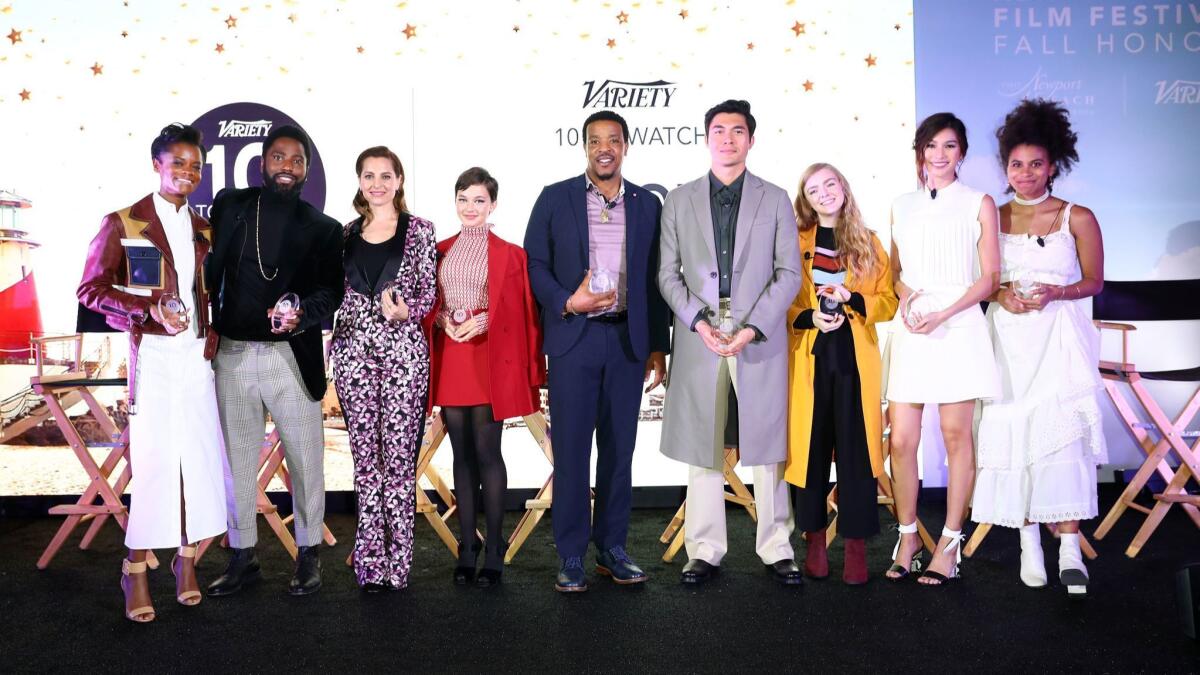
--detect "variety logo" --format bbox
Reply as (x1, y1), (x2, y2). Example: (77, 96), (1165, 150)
(217, 119), (273, 138)
(582, 79), (677, 108)
(1155, 80), (1200, 104)
(190, 102), (326, 216)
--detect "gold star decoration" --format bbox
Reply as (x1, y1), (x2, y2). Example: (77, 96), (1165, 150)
(120, 30), (128, 37)
(356, 45), (364, 53)
(224, 15), (237, 29)
(791, 21), (806, 36)
(746, 42), (754, 50)
(90, 62), (103, 76)
(214, 42), (224, 53)
(894, 23), (901, 30)
(288, 13), (297, 23)
(6, 27), (20, 44)
(864, 53), (877, 66)
(512, 25), (520, 32)
(679, 9), (688, 19)
(606, 38), (616, 48)
(18, 88), (30, 100)
(402, 23), (416, 39)
(616, 11), (629, 24)
(803, 80), (814, 91)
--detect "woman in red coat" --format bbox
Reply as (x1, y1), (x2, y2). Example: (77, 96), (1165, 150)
(427, 167), (545, 587)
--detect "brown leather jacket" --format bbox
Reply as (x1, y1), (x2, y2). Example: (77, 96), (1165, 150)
(77, 194), (218, 410)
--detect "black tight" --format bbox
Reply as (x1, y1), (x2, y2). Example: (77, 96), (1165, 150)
(443, 405), (506, 568)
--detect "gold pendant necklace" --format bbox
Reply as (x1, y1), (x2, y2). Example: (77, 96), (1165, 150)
(254, 196), (279, 281)
(600, 207), (610, 223)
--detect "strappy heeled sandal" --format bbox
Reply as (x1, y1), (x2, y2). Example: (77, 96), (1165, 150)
(120, 558), (156, 623)
(171, 545), (203, 606)
(885, 521), (924, 582)
(919, 527), (963, 586)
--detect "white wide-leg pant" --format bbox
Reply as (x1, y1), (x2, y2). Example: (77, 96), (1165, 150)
(684, 352), (795, 566)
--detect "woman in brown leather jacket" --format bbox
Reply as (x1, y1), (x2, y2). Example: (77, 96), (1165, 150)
(77, 123), (227, 623)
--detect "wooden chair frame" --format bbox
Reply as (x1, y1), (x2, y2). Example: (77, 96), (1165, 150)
(1091, 323), (1200, 557)
(29, 334), (160, 570)
(197, 428), (338, 563)
(658, 447), (758, 564)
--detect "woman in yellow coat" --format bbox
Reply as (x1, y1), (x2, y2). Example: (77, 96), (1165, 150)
(785, 163), (897, 584)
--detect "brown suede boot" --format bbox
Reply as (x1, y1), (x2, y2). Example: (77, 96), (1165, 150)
(804, 530), (829, 579)
(843, 537), (868, 585)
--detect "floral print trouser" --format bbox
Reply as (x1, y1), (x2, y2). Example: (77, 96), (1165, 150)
(332, 328), (429, 589)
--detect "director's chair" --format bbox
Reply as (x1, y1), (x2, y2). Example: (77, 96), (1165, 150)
(1089, 280), (1200, 557)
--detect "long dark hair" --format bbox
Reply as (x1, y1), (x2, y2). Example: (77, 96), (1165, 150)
(352, 146), (407, 223)
(912, 112), (967, 185)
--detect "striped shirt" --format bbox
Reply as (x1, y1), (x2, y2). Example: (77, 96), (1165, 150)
(439, 224), (489, 329)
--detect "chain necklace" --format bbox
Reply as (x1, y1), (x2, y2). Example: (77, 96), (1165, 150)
(254, 196), (278, 281)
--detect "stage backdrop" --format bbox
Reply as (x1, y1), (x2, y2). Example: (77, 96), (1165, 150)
(913, 0), (1200, 484)
(2, 1), (1187, 495)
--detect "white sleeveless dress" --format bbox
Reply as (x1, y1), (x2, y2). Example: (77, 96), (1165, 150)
(972, 204), (1108, 526)
(885, 181), (1000, 403)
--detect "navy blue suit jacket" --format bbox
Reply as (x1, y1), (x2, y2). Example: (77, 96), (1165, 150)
(524, 174), (671, 360)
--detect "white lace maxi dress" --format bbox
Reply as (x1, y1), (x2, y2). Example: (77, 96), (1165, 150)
(972, 204), (1108, 527)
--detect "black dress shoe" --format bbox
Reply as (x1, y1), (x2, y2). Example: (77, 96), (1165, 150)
(765, 558), (805, 586)
(596, 546), (648, 585)
(554, 556), (588, 593)
(206, 547), (261, 597)
(288, 545), (322, 596)
(680, 558), (719, 585)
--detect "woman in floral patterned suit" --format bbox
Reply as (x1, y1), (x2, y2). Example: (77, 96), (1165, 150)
(330, 146), (436, 591)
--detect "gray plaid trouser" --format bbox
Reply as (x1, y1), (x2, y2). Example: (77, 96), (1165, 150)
(214, 338), (325, 548)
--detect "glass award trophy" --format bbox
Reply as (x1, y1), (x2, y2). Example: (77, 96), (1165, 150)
(380, 280), (401, 305)
(589, 268), (616, 294)
(271, 292), (301, 331)
(1013, 269), (1039, 300)
(157, 292), (190, 330)
(903, 289), (926, 329)
(812, 268), (847, 315)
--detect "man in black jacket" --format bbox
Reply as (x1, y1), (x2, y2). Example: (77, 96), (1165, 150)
(204, 125), (344, 597)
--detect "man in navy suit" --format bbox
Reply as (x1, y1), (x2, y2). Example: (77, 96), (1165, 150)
(524, 110), (670, 592)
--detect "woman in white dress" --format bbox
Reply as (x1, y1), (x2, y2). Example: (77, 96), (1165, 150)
(77, 124), (228, 622)
(972, 99), (1106, 597)
(885, 112), (1001, 585)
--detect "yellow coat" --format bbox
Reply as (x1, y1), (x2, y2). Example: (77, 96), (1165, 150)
(783, 226), (898, 488)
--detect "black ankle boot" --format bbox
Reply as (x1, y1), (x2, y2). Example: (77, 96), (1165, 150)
(206, 547), (261, 597)
(476, 542), (508, 588)
(288, 545), (322, 596)
(454, 541), (481, 585)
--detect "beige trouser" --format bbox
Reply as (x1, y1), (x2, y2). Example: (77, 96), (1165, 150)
(684, 307), (795, 566)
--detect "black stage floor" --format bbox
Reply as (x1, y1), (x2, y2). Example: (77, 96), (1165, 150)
(1, 487), (1197, 673)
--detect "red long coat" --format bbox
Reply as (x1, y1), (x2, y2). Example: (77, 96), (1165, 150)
(424, 231), (545, 420)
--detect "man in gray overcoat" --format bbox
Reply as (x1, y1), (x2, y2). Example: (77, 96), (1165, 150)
(657, 99), (804, 586)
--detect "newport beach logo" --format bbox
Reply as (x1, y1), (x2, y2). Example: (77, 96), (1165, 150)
(998, 67), (1094, 107)
(1155, 80), (1200, 104)
(217, 119), (273, 138)
(582, 79), (677, 108)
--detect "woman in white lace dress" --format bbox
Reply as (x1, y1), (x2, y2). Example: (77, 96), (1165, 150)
(972, 99), (1106, 597)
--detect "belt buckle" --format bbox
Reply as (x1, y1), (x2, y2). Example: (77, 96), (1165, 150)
(451, 308), (468, 325)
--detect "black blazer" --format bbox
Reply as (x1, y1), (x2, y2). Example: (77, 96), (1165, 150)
(206, 186), (345, 400)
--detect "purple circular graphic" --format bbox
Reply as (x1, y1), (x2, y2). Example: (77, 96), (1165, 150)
(189, 102), (326, 219)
